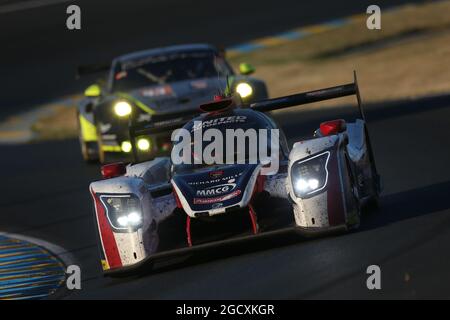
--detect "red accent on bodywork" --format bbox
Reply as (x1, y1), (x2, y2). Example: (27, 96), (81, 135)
(248, 204), (259, 234)
(320, 119), (346, 136)
(250, 174), (266, 201)
(255, 174), (266, 194)
(172, 188), (183, 209)
(90, 189), (122, 269)
(173, 186), (190, 246)
(326, 149), (346, 226)
(186, 216), (192, 247)
(193, 190), (241, 205)
(247, 174), (264, 234)
(101, 162), (126, 179)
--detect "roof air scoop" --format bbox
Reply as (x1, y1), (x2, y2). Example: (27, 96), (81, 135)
(199, 95), (240, 114)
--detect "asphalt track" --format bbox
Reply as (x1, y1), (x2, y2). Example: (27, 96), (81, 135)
(2, 0), (450, 299)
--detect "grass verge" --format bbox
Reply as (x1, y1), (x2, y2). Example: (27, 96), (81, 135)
(229, 0), (450, 103)
(31, 105), (78, 141)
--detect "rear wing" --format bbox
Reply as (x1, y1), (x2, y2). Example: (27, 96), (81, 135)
(128, 71), (369, 160)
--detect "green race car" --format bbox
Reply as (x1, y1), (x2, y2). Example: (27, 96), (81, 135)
(77, 44), (269, 163)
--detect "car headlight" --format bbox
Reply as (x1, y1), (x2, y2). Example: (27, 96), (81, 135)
(137, 138), (151, 151)
(100, 195), (143, 230)
(291, 151), (330, 198)
(236, 82), (253, 98)
(113, 101), (132, 117)
(121, 141), (132, 153)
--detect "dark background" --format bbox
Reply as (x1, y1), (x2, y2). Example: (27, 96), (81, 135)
(0, 0), (418, 119)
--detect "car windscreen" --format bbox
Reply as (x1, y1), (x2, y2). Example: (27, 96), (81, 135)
(112, 51), (232, 92)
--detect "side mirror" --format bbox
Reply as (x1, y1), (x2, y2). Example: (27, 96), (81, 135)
(239, 63), (255, 76)
(84, 84), (101, 97)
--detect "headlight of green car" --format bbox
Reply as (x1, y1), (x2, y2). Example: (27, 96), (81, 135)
(113, 101), (132, 117)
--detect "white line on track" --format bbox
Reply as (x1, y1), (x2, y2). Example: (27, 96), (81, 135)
(0, 232), (75, 268)
(0, 0), (73, 14)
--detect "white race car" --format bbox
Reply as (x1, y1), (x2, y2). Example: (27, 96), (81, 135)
(90, 73), (381, 275)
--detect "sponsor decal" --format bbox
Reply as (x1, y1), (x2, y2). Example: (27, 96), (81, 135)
(191, 116), (247, 132)
(154, 117), (185, 128)
(115, 71), (127, 80)
(99, 123), (112, 133)
(193, 190), (241, 205)
(190, 80), (208, 89)
(196, 183), (237, 197)
(141, 85), (173, 97)
(209, 170), (224, 179)
(188, 173), (242, 186)
(101, 134), (117, 140)
(212, 203), (223, 209)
